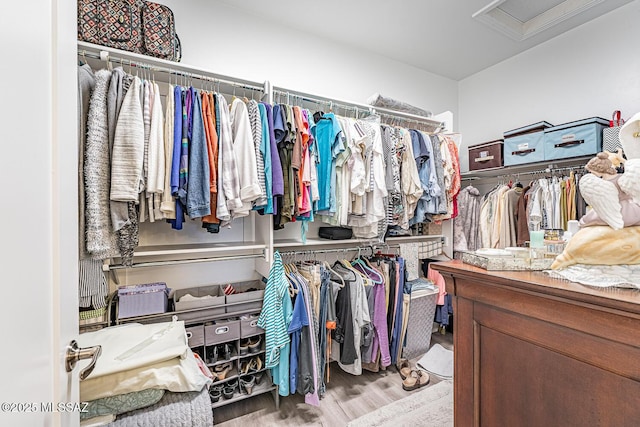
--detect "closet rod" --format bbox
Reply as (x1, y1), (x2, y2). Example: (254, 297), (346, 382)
(496, 164), (586, 180)
(103, 253), (265, 271)
(278, 244), (400, 257)
(77, 43), (266, 93)
(271, 87), (444, 131)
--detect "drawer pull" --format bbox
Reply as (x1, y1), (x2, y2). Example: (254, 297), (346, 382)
(250, 320), (258, 328)
(555, 139), (584, 148)
(512, 148), (535, 155)
(215, 326), (229, 335)
(475, 156), (494, 162)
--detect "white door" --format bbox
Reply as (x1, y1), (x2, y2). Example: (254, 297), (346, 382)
(0, 2), (80, 426)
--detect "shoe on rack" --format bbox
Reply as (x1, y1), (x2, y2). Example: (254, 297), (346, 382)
(211, 384), (224, 395)
(214, 362), (233, 381)
(239, 374), (255, 395)
(239, 359), (251, 375)
(224, 343), (235, 360)
(239, 339), (250, 356)
(208, 345), (219, 364)
(254, 371), (264, 385)
(210, 388), (222, 403)
(222, 386), (235, 400)
(248, 356), (263, 373)
(248, 336), (262, 354)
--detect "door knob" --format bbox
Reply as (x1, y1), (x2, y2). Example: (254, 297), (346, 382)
(65, 340), (102, 381)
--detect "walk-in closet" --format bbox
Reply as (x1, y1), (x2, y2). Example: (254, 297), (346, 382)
(4, 1), (640, 426)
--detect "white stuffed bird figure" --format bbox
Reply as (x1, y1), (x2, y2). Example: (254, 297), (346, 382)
(619, 159), (640, 205)
(579, 141), (640, 230)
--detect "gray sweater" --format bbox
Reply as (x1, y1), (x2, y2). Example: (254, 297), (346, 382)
(85, 69), (119, 260)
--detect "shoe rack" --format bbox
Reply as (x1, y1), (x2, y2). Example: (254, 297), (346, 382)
(106, 293), (280, 411)
(186, 313), (279, 410)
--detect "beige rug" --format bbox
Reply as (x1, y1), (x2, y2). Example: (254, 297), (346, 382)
(346, 380), (453, 427)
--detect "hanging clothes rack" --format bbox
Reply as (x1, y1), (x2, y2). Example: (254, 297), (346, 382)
(270, 87), (444, 133)
(78, 41), (268, 96)
(278, 243), (400, 259)
(102, 249), (268, 284)
(104, 252), (266, 272)
(496, 164), (586, 181)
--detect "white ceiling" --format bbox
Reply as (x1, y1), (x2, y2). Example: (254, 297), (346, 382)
(217, 0), (632, 80)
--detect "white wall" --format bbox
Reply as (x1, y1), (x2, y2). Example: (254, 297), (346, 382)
(161, 0), (458, 125)
(0, 1), (79, 426)
(458, 1), (640, 172)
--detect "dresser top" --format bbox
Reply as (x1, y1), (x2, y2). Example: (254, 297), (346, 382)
(432, 260), (640, 314)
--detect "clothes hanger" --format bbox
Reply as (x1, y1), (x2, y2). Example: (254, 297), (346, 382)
(323, 261), (345, 288)
(331, 260), (356, 284)
(352, 256), (383, 285)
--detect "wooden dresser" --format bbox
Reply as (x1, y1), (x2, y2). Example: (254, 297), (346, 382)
(432, 260), (640, 427)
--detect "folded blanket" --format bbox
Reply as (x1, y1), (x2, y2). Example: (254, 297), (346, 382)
(367, 93), (432, 118)
(81, 389), (165, 421)
(77, 320), (189, 379)
(107, 388), (213, 427)
(81, 347), (212, 402)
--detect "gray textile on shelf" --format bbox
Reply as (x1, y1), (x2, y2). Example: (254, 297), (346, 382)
(107, 388), (213, 427)
(367, 93), (432, 118)
(79, 259), (108, 309)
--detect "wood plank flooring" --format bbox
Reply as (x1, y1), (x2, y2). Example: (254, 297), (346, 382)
(214, 329), (453, 426)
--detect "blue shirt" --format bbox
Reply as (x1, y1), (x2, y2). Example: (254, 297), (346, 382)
(287, 280), (308, 394)
(314, 113), (343, 212)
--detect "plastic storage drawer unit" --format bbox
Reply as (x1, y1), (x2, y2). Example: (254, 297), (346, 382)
(543, 117), (608, 161)
(503, 121), (553, 166)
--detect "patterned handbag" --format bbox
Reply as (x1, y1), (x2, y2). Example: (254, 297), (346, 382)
(78, 0), (181, 62)
(603, 110), (625, 153)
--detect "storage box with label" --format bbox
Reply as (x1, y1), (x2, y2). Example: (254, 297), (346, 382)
(118, 282), (169, 319)
(468, 139), (503, 171)
(543, 117), (608, 161)
(503, 121), (553, 166)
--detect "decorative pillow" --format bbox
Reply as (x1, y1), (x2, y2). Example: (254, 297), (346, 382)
(551, 225), (640, 269)
(80, 389), (165, 420)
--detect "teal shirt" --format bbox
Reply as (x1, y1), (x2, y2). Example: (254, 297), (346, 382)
(257, 252), (292, 395)
(258, 103), (274, 214)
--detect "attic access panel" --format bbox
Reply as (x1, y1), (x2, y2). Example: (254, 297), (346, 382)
(472, 0), (628, 41)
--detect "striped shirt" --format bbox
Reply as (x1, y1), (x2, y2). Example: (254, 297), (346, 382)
(258, 252), (291, 368)
(248, 100), (267, 207)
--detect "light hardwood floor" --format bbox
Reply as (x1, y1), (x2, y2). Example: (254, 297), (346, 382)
(214, 329), (453, 426)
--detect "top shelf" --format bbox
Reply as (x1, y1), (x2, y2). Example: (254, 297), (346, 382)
(461, 155), (591, 180)
(130, 242), (267, 258)
(274, 235), (443, 249)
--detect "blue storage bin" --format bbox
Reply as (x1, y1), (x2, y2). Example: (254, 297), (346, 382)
(543, 117), (608, 161)
(503, 121), (552, 166)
